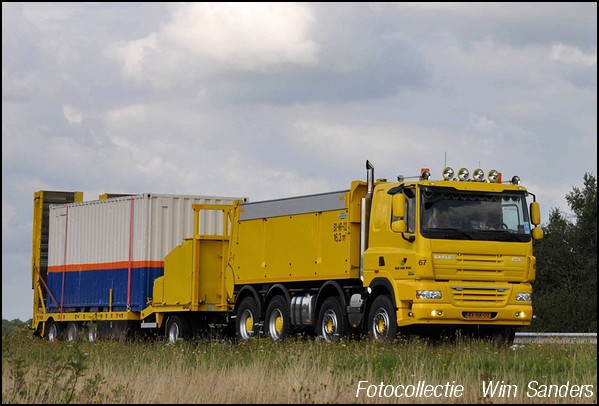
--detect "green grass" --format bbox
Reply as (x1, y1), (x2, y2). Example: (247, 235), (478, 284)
(2, 328), (597, 404)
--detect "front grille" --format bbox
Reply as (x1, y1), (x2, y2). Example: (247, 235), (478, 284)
(450, 285), (510, 307)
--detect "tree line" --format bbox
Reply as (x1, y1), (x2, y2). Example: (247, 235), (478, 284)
(532, 173), (597, 332)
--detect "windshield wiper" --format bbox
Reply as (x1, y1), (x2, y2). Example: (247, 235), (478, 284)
(427, 228), (474, 240)
(487, 230), (526, 242)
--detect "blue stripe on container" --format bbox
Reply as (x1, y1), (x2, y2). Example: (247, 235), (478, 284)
(46, 267), (164, 312)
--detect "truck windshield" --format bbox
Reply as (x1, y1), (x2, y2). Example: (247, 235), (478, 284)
(420, 186), (532, 242)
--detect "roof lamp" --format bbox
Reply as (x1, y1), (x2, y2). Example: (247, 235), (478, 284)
(458, 167), (470, 181)
(473, 168), (485, 182)
(487, 169), (499, 183)
(442, 167), (454, 180)
(421, 168), (431, 180)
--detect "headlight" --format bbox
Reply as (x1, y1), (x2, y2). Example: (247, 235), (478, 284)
(416, 290), (442, 300)
(516, 293), (531, 302)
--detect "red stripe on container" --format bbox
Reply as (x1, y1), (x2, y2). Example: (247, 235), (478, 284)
(127, 197), (134, 307)
(47, 260), (165, 273)
(60, 205), (69, 318)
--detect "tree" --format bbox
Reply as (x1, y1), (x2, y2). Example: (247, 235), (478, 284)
(532, 173), (597, 332)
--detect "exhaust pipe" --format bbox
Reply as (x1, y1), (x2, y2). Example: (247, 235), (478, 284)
(366, 160), (374, 197)
(360, 160), (374, 280)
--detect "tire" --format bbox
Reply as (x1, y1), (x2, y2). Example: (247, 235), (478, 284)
(265, 295), (290, 341)
(87, 323), (99, 342)
(46, 320), (63, 342)
(167, 315), (191, 344)
(317, 297), (348, 342)
(368, 295), (397, 340)
(236, 297), (260, 341)
(66, 322), (80, 342)
(491, 327), (515, 347)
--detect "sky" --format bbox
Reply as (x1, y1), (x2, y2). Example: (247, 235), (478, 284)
(2, 2), (597, 321)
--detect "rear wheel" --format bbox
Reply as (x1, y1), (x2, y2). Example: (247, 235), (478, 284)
(66, 322), (80, 342)
(236, 297), (260, 341)
(87, 323), (99, 343)
(167, 315), (191, 344)
(265, 295), (290, 341)
(317, 297), (348, 342)
(46, 320), (63, 342)
(368, 295), (397, 340)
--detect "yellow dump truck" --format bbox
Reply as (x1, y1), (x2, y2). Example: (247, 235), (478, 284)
(31, 161), (543, 344)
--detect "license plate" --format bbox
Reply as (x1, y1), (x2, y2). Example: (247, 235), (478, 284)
(464, 312), (492, 319)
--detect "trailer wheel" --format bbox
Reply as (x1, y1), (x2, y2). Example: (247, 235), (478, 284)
(66, 322), (80, 342)
(368, 295), (397, 340)
(236, 297), (260, 341)
(46, 320), (63, 342)
(265, 295), (290, 341)
(86, 323), (99, 342)
(317, 297), (348, 342)
(167, 316), (191, 344)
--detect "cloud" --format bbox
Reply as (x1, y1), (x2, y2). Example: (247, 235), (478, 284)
(164, 3), (319, 68)
(551, 43), (597, 66)
(109, 3), (319, 88)
(107, 3), (431, 102)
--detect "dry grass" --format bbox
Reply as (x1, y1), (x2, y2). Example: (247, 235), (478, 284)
(2, 328), (597, 404)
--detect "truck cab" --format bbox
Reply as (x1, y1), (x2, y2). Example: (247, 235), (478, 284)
(362, 167), (543, 341)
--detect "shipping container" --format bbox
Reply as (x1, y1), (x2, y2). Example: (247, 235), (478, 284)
(45, 194), (242, 313)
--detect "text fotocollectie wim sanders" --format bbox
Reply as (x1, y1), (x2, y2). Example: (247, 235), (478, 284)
(355, 380), (595, 399)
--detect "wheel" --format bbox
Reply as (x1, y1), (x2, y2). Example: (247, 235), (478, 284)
(265, 295), (290, 341)
(236, 297), (260, 341)
(66, 322), (80, 342)
(491, 327), (515, 346)
(87, 323), (99, 342)
(46, 320), (63, 342)
(167, 315), (191, 344)
(317, 297), (348, 342)
(368, 295), (397, 340)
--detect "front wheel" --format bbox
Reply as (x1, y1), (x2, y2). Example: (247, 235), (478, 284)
(491, 327), (515, 346)
(317, 297), (348, 342)
(368, 295), (397, 340)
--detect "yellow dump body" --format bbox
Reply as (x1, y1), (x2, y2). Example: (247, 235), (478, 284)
(231, 181), (367, 285)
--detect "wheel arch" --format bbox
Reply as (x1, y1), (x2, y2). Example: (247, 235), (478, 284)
(363, 278), (397, 330)
(265, 283), (291, 307)
(315, 281), (347, 323)
(235, 285), (263, 318)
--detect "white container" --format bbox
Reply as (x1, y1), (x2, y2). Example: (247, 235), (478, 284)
(46, 193), (243, 312)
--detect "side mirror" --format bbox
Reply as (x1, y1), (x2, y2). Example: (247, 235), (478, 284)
(530, 201), (541, 226)
(392, 194), (406, 218)
(392, 219), (407, 233)
(532, 227), (544, 240)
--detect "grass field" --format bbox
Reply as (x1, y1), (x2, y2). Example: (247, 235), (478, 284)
(2, 328), (597, 404)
